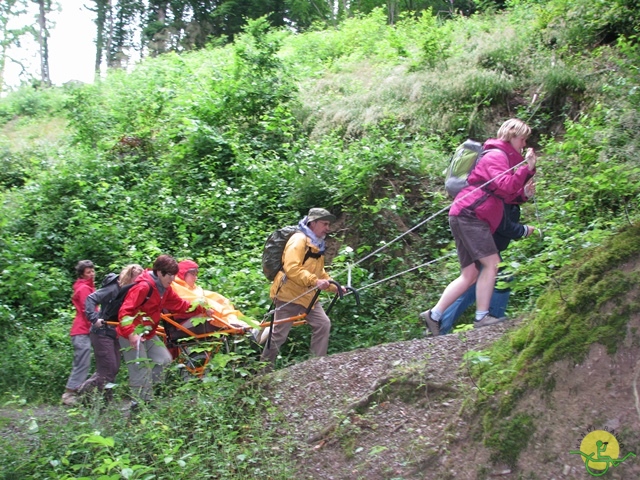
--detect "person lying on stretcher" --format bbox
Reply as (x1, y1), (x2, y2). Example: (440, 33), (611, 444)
(169, 259), (250, 337)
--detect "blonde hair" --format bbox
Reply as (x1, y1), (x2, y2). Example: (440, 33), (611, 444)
(118, 264), (144, 287)
(497, 118), (531, 141)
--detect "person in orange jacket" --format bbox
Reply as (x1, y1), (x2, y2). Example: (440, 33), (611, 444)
(170, 259), (249, 333)
(117, 255), (212, 403)
(261, 208), (344, 367)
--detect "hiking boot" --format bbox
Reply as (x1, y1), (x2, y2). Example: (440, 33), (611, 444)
(473, 314), (507, 329)
(61, 391), (78, 406)
(419, 310), (440, 337)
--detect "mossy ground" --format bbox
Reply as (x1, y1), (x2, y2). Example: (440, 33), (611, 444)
(471, 223), (640, 467)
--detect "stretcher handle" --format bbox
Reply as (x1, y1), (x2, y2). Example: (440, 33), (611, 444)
(346, 286), (360, 307)
(306, 280), (343, 314)
(324, 281), (362, 315)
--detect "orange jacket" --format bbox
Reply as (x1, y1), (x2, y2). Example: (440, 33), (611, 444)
(269, 232), (335, 307)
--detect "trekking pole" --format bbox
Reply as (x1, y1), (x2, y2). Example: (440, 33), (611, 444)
(135, 337), (141, 365)
(264, 305), (276, 350)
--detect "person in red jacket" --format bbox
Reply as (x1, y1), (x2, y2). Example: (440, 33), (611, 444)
(421, 118), (537, 335)
(117, 255), (212, 404)
(62, 259), (96, 406)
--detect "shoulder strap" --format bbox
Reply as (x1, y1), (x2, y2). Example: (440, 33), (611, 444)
(293, 232), (324, 264)
(469, 147), (509, 189)
(303, 249), (323, 263)
(463, 148), (512, 213)
(127, 280), (153, 313)
(138, 280), (153, 308)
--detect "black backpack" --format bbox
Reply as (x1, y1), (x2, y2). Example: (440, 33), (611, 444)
(101, 272), (119, 288)
(101, 280), (153, 321)
(261, 226), (323, 281)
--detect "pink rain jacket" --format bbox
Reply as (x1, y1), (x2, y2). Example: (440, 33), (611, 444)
(449, 138), (535, 233)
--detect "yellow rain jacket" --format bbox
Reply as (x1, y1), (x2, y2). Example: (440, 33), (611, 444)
(269, 232), (336, 306)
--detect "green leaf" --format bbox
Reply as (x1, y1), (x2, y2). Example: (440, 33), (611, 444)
(83, 434), (115, 448)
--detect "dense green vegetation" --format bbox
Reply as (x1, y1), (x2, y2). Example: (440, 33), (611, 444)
(0, 0), (639, 477)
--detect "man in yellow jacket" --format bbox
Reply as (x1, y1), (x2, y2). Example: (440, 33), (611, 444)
(261, 208), (342, 366)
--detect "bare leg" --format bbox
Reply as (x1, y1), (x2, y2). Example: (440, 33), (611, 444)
(433, 263), (480, 314)
(475, 253), (501, 311)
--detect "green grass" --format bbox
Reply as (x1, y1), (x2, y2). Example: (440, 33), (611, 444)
(0, 360), (295, 479)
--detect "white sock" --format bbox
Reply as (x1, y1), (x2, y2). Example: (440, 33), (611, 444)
(431, 309), (442, 322)
(475, 310), (489, 321)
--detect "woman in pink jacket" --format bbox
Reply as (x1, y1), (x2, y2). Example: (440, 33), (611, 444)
(421, 119), (537, 335)
(62, 259), (96, 406)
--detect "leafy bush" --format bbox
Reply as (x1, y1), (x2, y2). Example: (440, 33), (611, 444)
(0, 87), (66, 122)
(0, 362), (295, 478)
(0, 3), (639, 403)
(538, 0), (640, 50)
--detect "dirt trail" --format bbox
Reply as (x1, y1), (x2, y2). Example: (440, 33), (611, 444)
(260, 316), (640, 479)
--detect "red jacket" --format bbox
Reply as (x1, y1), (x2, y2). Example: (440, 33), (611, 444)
(449, 139), (535, 233)
(116, 270), (205, 338)
(70, 277), (95, 336)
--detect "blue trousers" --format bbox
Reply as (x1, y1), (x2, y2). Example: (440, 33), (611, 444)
(439, 286), (511, 335)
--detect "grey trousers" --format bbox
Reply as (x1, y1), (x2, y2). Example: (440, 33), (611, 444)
(119, 334), (172, 402)
(260, 301), (331, 364)
(78, 330), (121, 401)
(65, 334), (92, 390)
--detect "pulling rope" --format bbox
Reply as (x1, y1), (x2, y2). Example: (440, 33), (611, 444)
(330, 158), (531, 291)
(266, 157), (533, 317)
(347, 159), (528, 269)
(354, 252), (457, 292)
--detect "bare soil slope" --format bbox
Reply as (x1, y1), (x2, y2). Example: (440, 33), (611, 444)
(261, 314), (640, 480)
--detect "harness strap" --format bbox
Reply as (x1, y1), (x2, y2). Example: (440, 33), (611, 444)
(464, 148), (509, 213)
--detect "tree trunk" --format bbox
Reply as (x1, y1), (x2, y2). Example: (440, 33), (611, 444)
(387, 0), (399, 25)
(92, 0), (114, 78)
(1, 0), (30, 90)
(36, 0), (51, 86)
(148, 0), (168, 56)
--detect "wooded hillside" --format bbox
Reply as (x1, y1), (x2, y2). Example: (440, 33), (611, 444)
(0, 1), (639, 477)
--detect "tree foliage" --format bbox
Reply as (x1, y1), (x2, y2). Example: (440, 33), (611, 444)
(0, 0), (638, 402)
(0, 3), (639, 477)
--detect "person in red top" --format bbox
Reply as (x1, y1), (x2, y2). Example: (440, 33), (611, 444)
(61, 259), (96, 406)
(117, 254), (212, 404)
(421, 118), (537, 335)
